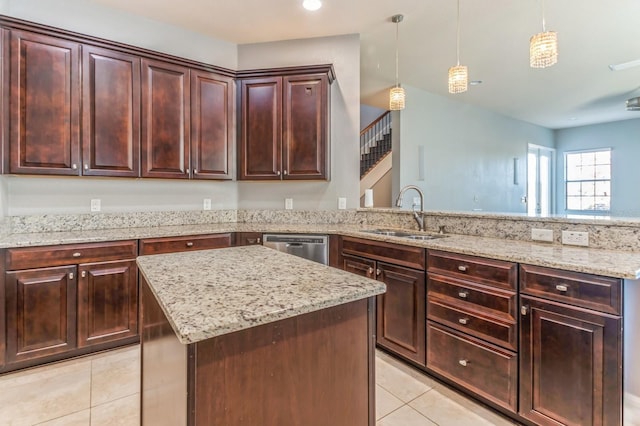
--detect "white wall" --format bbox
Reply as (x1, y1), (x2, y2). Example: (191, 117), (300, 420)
(1, 2), (360, 214)
(395, 85), (554, 213)
(237, 34), (361, 210)
(554, 119), (640, 217)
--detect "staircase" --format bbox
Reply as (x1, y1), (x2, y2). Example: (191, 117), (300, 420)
(360, 111), (392, 178)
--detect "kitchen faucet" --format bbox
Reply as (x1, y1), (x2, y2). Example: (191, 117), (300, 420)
(395, 185), (425, 231)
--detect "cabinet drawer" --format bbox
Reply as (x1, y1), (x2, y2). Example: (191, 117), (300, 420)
(139, 233), (232, 255)
(234, 232), (262, 246)
(427, 321), (517, 413)
(342, 236), (425, 270)
(6, 240), (138, 270)
(520, 264), (622, 314)
(343, 255), (376, 279)
(427, 250), (516, 290)
(428, 296), (517, 350)
(428, 274), (517, 320)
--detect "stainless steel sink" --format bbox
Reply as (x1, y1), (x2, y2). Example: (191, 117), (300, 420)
(362, 229), (447, 240)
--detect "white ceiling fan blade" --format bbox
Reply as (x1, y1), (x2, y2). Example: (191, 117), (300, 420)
(609, 59), (640, 71)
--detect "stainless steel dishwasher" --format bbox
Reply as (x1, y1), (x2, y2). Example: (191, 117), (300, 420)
(262, 234), (329, 265)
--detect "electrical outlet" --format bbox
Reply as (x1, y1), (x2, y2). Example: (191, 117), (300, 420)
(338, 197), (347, 210)
(531, 228), (553, 242)
(203, 199), (212, 210)
(285, 198), (293, 210)
(90, 199), (101, 212)
(561, 230), (589, 247)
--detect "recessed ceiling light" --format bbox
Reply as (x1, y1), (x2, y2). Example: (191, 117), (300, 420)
(608, 59), (640, 71)
(469, 80), (483, 86)
(303, 0), (322, 11)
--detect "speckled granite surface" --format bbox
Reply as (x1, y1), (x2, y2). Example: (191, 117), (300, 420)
(137, 245), (386, 344)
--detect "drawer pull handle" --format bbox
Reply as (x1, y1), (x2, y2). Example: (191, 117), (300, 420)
(458, 291), (468, 299)
(72, 252), (82, 257)
(186, 242), (194, 247)
(367, 267), (374, 276)
(457, 265), (468, 272)
(556, 284), (569, 292)
(458, 359), (469, 367)
(458, 318), (469, 325)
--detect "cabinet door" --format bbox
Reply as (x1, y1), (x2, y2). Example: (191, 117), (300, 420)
(82, 45), (140, 177)
(77, 260), (138, 347)
(190, 70), (233, 179)
(282, 74), (329, 180)
(238, 77), (281, 180)
(1, 28), (8, 174)
(519, 296), (622, 426)
(5, 266), (77, 363)
(141, 59), (190, 178)
(9, 30), (81, 175)
(377, 262), (426, 366)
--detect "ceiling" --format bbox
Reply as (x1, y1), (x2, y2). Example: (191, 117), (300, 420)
(92, 0), (640, 129)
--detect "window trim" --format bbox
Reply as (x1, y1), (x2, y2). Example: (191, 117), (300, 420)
(564, 147), (611, 214)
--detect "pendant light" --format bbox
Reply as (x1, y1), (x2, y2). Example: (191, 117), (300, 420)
(389, 14), (405, 110)
(529, 0), (558, 68)
(448, 0), (468, 94)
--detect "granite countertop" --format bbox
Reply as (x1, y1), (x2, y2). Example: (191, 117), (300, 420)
(137, 245), (386, 344)
(3, 222), (640, 279)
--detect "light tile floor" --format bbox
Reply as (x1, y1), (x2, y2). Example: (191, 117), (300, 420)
(1, 344), (519, 425)
(375, 350), (518, 426)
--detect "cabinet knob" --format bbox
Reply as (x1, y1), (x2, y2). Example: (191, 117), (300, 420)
(186, 242), (194, 247)
(193, 169), (198, 174)
(186, 168), (190, 174)
(72, 163), (78, 170)
(555, 284), (569, 292)
(84, 164), (89, 170)
(284, 170), (288, 175)
(73, 252), (82, 257)
(376, 268), (381, 276)
(69, 272), (74, 280)
(81, 271), (86, 278)
(458, 317), (469, 325)
(367, 267), (374, 276)
(521, 305), (529, 316)
(257, 237), (261, 244)
(276, 170), (281, 176)
(458, 359), (469, 367)
(458, 291), (468, 299)
(457, 265), (468, 272)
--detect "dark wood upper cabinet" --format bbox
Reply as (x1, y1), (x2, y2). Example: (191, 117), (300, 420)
(238, 76), (282, 180)
(1, 28), (8, 174)
(190, 70), (233, 179)
(238, 66), (333, 181)
(282, 74), (329, 180)
(9, 30), (81, 175)
(141, 58), (190, 178)
(82, 45), (140, 177)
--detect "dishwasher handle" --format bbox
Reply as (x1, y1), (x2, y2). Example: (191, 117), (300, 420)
(285, 243), (304, 248)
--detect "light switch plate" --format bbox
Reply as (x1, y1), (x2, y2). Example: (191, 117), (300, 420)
(338, 197), (347, 210)
(561, 230), (589, 247)
(90, 199), (101, 212)
(203, 199), (212, 210)
(285, 198), (293, 210)
(531, 228), (553, 242)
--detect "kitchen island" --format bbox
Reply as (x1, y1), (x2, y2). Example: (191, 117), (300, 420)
(137, 245), (386, 426)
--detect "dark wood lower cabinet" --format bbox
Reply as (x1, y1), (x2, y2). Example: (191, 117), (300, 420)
(5, 266), (77, 363)
(519, 296), (622, 426)
(77, 260), (138, 347)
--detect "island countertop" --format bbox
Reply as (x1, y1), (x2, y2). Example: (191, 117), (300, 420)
(136, 245), (386, 344)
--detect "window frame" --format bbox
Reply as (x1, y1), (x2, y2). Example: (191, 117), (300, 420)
(564, 148), (611, 214)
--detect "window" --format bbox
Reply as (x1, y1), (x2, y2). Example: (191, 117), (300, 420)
(565, 149), (611, 212)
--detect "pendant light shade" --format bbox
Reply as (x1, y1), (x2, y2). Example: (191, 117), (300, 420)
(530, 0), (558, 68)
(389, 14), (405, 110)
(448, 0), (468, 94)
(448, 65), (468, 94)
(390, 86), (406, 110)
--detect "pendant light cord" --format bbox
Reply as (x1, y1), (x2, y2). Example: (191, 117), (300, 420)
(395, 20), (399, 87)
(541, 0), (546, 32)
(456, 0), (461, 66)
